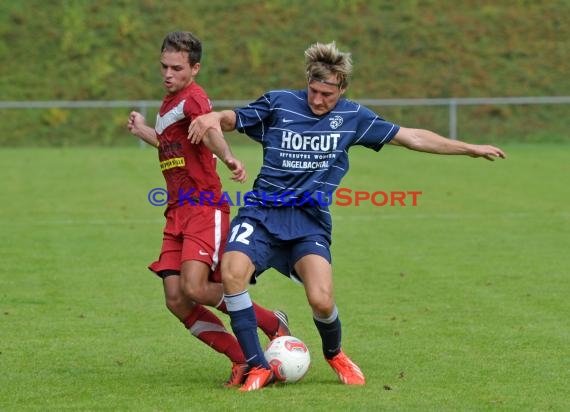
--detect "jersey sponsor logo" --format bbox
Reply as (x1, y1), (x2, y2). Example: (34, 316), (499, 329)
(281, 159), (329, 169)
(160, 157), (185, 171)
(329, 115), (343, 129)
(281, 131), (340, 151)
(155, 99), (185, 134)
(158, 141), (182, 155)
(283, 118), (294, 123)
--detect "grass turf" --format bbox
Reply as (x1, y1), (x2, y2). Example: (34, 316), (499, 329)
(0, 144), (568, 411)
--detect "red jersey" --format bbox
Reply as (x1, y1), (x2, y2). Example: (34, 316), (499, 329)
(155, 82), (229, 213)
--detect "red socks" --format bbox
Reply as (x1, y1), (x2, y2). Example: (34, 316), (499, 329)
(183, 304), (245, 364)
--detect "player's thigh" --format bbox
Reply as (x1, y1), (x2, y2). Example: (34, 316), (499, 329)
(180, 259), (212, 287)
(224, 216), (273, 279)
(162, 274), (182, 301)
(180, 206), (228, 267)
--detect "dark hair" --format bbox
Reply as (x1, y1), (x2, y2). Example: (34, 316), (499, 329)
(161, 31), (202, 66)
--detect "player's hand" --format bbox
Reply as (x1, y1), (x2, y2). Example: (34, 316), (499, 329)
(188, 113), (221, 144)
(127, 111), (146, 135)
(468, 144), (507, 161)
(225, 158), (247, 183)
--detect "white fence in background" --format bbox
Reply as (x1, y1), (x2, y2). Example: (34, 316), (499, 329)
(1, 96), (569, 141)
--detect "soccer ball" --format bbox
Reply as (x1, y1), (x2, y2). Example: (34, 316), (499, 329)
(264, 336), (311, 382)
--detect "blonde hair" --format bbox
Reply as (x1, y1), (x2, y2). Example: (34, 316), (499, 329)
(304, 41), (352, 89)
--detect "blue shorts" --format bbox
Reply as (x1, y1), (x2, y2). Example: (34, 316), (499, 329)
(225, 206), (332, 283)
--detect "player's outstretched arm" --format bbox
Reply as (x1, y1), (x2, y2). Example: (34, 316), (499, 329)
(390, 127), (506, 161)
(202, 128), (247, 183)
(188, 110), (237, 144)
(127, 111), (159, 148)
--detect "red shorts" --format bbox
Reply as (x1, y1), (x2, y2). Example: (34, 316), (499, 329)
(148, 204), (229, 282)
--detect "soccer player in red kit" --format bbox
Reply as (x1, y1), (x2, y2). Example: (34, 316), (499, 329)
(128, 31), (289, 387)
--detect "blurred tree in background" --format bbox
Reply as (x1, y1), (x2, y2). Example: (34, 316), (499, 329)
(0, 0), (568, 145)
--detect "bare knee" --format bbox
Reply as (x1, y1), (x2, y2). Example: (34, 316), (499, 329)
(180, 260), (215, 304)
(165, 291), (186, 316)
(180, 277), (206, 302)
(307, 293), (335, 317)
(220, 262), (244, 290)
(220, 252), (254, 294)
(162, 275), (195, 320)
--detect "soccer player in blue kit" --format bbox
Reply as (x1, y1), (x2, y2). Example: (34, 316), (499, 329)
(188, 41), (506, 391)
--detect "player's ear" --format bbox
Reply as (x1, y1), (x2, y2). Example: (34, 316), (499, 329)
(191, 62), (201, 76)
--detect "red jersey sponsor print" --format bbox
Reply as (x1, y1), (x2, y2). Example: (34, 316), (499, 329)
(155, 82), (229, 212)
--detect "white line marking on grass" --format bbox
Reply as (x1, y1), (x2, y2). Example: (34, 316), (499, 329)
(1, 212), (567, 226)
(334, 212), (569, 220)
(0, 218), (164, 226)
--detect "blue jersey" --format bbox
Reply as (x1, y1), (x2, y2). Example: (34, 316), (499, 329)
(234, 89), (400, 233)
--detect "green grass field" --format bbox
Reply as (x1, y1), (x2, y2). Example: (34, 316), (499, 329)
(1, 144), (568, 411)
